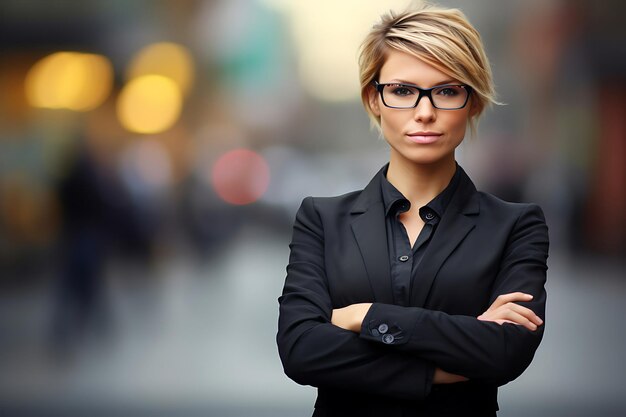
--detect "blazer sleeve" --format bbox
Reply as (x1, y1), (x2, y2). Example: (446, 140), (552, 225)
(359, 204), (549, 386)
(277, 197), (435, 400)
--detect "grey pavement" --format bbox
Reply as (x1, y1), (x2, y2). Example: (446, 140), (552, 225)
(0, 225), (625, 416)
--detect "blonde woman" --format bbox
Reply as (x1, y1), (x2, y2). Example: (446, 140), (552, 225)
(278, 5), (548, 416)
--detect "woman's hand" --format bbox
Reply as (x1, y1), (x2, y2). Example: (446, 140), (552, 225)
(331, 303), (372, 332)
(477, 292), (543, 331)
(433, 368), (468, 384)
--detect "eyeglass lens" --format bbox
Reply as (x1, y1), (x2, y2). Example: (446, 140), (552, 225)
(382, 84), (468, 109)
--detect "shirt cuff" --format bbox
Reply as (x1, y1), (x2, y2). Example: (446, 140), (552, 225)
(359, 302), (413, 346)
(360, 304), (435, 395)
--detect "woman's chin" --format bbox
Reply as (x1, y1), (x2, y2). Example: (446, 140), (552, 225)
(391, 147), (455, 167)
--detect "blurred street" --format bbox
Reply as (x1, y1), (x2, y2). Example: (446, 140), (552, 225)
(1, 227), (625, 416)
(1, 0), (625, 416)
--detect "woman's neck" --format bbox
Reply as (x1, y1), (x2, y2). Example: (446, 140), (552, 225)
(386, 153), (456, 205)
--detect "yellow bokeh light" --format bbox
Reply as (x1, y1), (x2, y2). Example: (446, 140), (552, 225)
(126, 42), (195, 96)
(25, 52), (113, 111)
(117, 74), (183, 134)
(262, 0), (411, 102)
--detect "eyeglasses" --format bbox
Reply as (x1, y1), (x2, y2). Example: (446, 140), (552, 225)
(374, 81), (472, 110)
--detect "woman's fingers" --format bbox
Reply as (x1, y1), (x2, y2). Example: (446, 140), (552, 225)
(478, 301), (543, 331)
(495, 308), (538, 331)
(506, 302), (543, 326)
(488, 292), (533, 310)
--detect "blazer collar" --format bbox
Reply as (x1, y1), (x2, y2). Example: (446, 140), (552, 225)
(350, 164), (387, 214)
(349, 163), (480, 306)
(410, 165), (479, 306)
(349, 165), (392, 303)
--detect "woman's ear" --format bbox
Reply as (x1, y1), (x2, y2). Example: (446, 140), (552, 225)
(368, 86), (381, 117)
(468, 98), (480, 118)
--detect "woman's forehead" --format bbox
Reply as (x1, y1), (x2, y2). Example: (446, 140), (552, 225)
(379, 49), (458, 87)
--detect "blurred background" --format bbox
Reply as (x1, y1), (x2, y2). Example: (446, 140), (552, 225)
(0, 0), (624, 416)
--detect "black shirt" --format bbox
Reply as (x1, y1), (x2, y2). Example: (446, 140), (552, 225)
(380, 164), (461, 306)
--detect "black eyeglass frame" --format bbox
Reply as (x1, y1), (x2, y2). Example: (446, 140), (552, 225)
(373, 81), (473, 110)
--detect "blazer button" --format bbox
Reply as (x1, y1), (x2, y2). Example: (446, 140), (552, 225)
(377, 323), (388, 334)
(424, 211), (435, 220)
(382, 334), (395, 344)
(399, 255), (409, 262)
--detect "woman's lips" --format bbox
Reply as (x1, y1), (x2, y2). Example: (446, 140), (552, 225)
(406, 132), (443, 144)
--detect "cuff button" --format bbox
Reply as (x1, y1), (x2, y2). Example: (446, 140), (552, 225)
(377, 323), (389, 334)
(382, 334), (395, 344)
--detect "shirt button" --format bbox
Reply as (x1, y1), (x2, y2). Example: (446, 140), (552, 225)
(424, 212), (435, 220)
(378, 323), (388, 334)
(399, 255), (409, 262)
(382, 334), (395, 344)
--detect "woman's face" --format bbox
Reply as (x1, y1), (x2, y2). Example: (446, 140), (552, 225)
(369, 49), (474, 168)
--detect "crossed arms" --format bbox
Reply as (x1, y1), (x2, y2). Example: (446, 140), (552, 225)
(277, 197), (549, 400)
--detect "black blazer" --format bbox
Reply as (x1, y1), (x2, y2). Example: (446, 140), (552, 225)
(277, 164), (549, 417)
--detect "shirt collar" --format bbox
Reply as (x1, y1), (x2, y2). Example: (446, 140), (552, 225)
(380, 163), (462, 220)
(381, 164), (408, 216)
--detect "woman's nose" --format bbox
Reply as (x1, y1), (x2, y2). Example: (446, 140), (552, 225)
(413, 96), (437, 123)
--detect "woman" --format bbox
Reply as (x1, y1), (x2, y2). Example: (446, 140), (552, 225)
(277, 5), (548, 417)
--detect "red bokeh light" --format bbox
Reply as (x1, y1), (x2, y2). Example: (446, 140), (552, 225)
(211, 149), (270, 205)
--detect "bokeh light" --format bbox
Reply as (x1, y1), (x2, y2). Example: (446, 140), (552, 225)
(126, 42), (195, 96)
(2, 2), (626, 415)
(24, 51), (113, 111)
(211, 149), (270, 205)
(263, 0), (410, 102)
(117, 74), (183, 134)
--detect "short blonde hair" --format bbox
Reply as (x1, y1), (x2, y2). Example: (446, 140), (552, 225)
(359, 4), (498, 134)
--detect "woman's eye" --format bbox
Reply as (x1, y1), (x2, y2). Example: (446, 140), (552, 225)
(391, 87), (414, 96)
(436, 87), (460, 97)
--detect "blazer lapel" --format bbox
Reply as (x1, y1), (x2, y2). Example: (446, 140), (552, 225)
(410, 167), (480, 307)
(350, 167), (394, 304)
